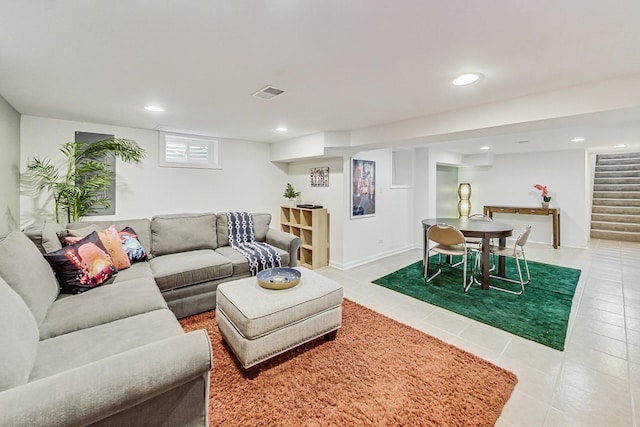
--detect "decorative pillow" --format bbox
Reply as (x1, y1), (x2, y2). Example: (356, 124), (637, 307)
(63, 226), (131, 270)
(97, 226), (131, 270)
(118, 226), (148, 264)
(44, 231), (117, 294)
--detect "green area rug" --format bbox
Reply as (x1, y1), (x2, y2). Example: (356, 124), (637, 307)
(373, 257), (581, 350)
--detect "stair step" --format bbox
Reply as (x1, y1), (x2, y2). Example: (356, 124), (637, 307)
(595, 164), (640, 172)
(596, 152), (640, 161)
(590, 229), (640, 242)
(595, 170), (640, 178)
(591, 221), (640, 233)
(593, 184), (640, 191)
(593, 191), (640, 199)
(594, 177), (640, 185)
(592, 206), (640, 215)
(593, 198), (640, 207)
(591, 213), (640, 224)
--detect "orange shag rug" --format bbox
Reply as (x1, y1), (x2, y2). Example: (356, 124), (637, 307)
(180, 299), (517, 426)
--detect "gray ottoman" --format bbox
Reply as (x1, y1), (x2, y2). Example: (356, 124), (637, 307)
(215, 266), (343, 378)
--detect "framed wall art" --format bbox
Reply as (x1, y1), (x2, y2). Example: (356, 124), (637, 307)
(310, 167), (329, 187)
(351, 159), (376, 218)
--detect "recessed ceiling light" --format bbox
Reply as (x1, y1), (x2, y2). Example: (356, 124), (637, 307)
(275, 127), (288, 132)
(570, 137), (585, 142)
(144, 105), (164, 112)
(480, 146), (491, 150)
(451, 73), (484, 86)
(614, 144), (626, 148)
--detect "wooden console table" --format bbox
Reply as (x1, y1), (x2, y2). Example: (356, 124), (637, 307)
(483, 205), (561, 249)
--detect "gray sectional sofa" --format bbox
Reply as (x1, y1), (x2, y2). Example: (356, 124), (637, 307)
(27, 212), (301, 319)
(0, 211), (300, 426)
(0, 231), (212, 426)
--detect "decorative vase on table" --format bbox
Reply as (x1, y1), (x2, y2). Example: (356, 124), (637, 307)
(541, 201), (550, 209)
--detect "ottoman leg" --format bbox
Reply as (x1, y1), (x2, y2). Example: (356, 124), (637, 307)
(244, 365), (260, 380)
(324, 330), (338, 341)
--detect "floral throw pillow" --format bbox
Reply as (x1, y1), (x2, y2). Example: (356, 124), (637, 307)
(44, 231), (117, 294)
(118, 227), (148, 264)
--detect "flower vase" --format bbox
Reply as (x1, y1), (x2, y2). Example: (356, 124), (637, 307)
(541, 201), (550, 209)
(287, 198), (296, 206)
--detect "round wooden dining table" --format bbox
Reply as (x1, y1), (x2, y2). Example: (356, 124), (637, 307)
(422, 218), (513, 290)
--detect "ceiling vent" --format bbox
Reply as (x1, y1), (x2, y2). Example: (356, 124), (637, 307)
(251, 85), (285, 100)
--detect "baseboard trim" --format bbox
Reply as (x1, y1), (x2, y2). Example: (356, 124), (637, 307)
(329, 245), (417, 270)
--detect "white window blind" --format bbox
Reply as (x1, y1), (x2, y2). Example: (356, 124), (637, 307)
(159, 133), (221, 169)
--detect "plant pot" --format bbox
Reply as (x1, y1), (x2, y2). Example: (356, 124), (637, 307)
(541, 202), (550, 209)
(287, 198), (296, 206)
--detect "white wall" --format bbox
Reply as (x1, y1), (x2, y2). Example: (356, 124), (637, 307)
(20, 115), (289, 227)
(285, 158), (345, 264)
(458, 149), (588, 247)
(0, 95), (20, 235)
(284, 149), (415, 268)
(339, 149), (415, 269)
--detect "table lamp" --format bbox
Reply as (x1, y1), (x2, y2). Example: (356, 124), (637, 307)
(458, 183), (471, 218)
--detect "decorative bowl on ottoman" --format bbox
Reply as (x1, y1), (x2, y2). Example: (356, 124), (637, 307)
(257, 267), (301, 290)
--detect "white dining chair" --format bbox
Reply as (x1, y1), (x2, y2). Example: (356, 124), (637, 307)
(476, 224), (532, 295)
(424, 224), (472, 292)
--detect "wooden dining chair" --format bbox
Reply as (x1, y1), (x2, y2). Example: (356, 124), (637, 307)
(424, 224), (472, 292)
(476, 224), (532, 295)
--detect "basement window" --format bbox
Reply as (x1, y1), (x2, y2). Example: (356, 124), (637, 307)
(159, 132), (221, 169)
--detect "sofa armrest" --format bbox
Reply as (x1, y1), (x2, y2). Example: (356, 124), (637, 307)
(266, 228), (301, 267)
(0, 330), (212, 427)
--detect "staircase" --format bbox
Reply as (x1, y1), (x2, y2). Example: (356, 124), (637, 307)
(590, 152), (640, 242)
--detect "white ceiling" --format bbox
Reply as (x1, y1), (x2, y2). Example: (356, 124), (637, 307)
(1, 1), (640, 155)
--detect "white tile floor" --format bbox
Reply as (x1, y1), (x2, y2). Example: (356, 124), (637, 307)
(314, 239), (640, 427)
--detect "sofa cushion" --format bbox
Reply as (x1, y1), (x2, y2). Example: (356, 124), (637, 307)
(215, 245), (290, 276)
(0, 232), (59, 326)
(31, 309), (183, 382)
(151, 213), (218, 256)
(149, 249), (232, 291)
(105, 261), (153, 284)
(39, 277), (168, 340)
(44, 231), (117, 294)
(22, 219), (65, 253)
(0, 276), (39, 392)
(67, 219), (152, 258)
(62, 224), (99, 242)
(216, 212), (271, 247)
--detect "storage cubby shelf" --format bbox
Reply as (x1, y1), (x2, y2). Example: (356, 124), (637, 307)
(280, 206), (328, 269)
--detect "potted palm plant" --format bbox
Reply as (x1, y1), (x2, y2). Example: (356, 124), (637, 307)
(27, 137), (146, 223)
